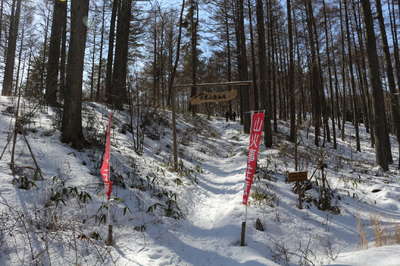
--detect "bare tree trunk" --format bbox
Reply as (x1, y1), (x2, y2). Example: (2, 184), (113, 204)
(40, 10), (51, 97)
(287, 0), (296, 143)
(152, 13), (158, 107)
(112, 0), (132, 109)
(361, 0), (391, 171)
(224, 0), (233, 113)
(353, 0), (374, 145)
(96, 0), (106, 101)
(61, 0), (89, 148)
(235, 0), (250, 133)
(305, 0), (321, 146)
(15, 18), (25, 95)
(339, 0), (346, 141)
(247, 0), (258, 110)
(344, 0), (361, 152)
(59, 1), (67, 101)
(2, 0), (21, 96)
(189, 0), (199, 115)
(376, 0), (397, 164)
(0, 0), (5, 50)
(256, 0), (272, 147)
(322, 0), (336, 149)
(168, 0), (185, 170)
(105, 0), (119, 104)
(46, 0), (67, 106)
(90, 24), (97, 100)
(267, 0), (277, 132)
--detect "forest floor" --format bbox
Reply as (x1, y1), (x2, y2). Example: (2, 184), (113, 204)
(0, 96), (400, 265)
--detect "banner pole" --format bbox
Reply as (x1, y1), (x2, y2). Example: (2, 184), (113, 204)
(106, 198), (113, 245)
(240, 203), (248, 246)
(241, 111), (255, 247)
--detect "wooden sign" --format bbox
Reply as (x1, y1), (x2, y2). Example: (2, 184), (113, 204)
(190, 89), (238, 105)
(287, 171), (308, 182)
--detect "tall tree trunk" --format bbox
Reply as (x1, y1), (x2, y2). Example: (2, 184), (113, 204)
(236, 0), (250, 133)
(40, 10), (51, 97)
(105, 0), (119, 103)
(224, 0), (233, 113)
(168, 0), (185, 170)
(305, 0), (321, 146)
(344, 0), (361, 152)
(112, 0), (132, 109)
(46, 0), (67, 106)
(96, 0), (106, 101)
(339, 0), (346, 141)
(267, 0), (277, 132)
(247, 0), (258, 110)
(0, 0), (5, 49)
(15, 18), (25, 94)
(90, 25), (97, 100)
(152, 13), (158, 107)
(61, 0), (89, 148)
(2, 0), (21, 96)
(376, 0), (398, 164)
(256, 0), (272, 147)
(310, 1), (330, 145)
(287, 0), (296, 142)
(25, 50), (32, 96)
(189, 0), (199, 115)
(353, 0), (374, 145)
(294, 11), (305, 124)
(59, 0), (67, 101)
(330, 25), (342, 131)
(322, 0), (336, 149)
(361, 0), (391, 171)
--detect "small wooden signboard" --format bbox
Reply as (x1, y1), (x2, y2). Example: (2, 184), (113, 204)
(190, 89), (238, 105)
(288, 171), (308, 182)
(288, 171), (308, 209)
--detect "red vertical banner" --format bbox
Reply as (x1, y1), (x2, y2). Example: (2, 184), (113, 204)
(100, 113), (113, 200)
(242, 112), (265, 205)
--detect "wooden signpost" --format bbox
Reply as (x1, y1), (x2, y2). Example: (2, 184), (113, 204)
(190, 89), (238, 105)
(287, 171), (308, 182)
(288, 171), (308, 209)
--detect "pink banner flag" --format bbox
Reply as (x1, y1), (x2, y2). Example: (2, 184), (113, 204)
(100, 113), (113, 200)
(242, 112), (265, 205)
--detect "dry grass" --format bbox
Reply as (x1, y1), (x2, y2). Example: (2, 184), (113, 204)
(394, 224), (400, 244)
(356, 215), (368, 249)
(370, 215), (388, 247)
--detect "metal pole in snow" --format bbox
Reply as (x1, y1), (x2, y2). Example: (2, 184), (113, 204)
(240, 204), (248, 246)
(106, 198), (113, 246)
(240, 111), (254, 246)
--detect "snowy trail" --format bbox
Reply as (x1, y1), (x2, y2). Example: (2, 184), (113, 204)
(161, 121), (275, 266)
(187, 120), (248, 231)
(117, 120), (276, 266)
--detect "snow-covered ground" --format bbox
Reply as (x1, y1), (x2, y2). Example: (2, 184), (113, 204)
(0, 96), (399, 265)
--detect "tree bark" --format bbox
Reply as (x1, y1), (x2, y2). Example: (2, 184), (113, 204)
(61, 0), (89, 148)
(105, 0), (119, 104)
(96, 0), (106, 101)
(59, 0), (67, 101)
(375, 0), (397, 164)
(322, 0), (336, 149)
(361, 0), (391, 171)
(256, 0), (272, 147)
(189, 0), (199, 115)
(287, 0), (296, 143)
(305, 0), (321, 146)
(46, 0), (67, 106)
(247, 0), (258, 110)
(235, 0), (250, 133)
(2, 0), (21, 96)
(111, 0), (132, 109)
